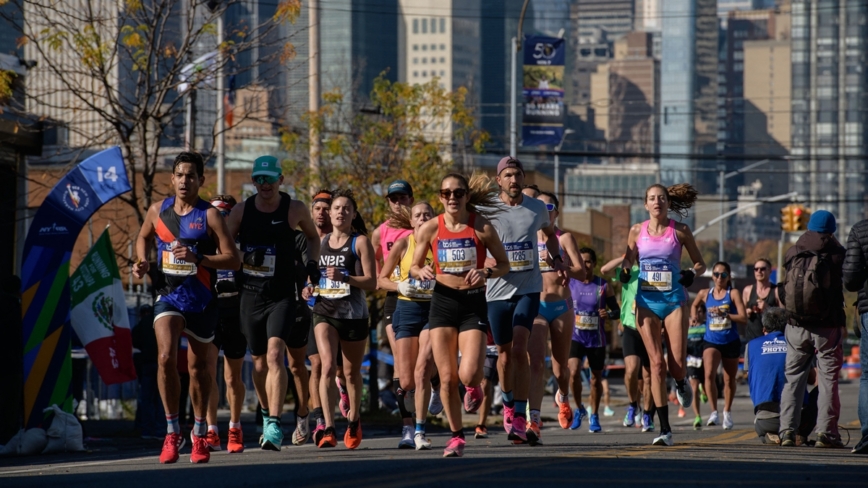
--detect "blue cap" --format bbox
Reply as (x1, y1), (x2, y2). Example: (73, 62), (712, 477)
(387, 180), (413, 197)
(808, 210), (836, 234)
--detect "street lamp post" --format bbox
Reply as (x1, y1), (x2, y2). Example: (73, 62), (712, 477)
(509, 0), (531, 157)
(716, 159), (772, 262)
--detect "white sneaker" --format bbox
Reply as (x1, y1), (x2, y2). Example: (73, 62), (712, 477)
(414, 431), (432, 450)
(707, 410), (719, 426)
(398, 425), (415, 449)
(429, 390), (444, 416)
(652, 432), (673, 446)
(676, 380), (693, 409)
(722, 411), (733, 430)
(404, 390), (416, 416)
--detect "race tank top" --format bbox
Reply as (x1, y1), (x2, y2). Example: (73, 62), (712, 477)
(379, 222), (413, 262)
(237, 192), (296, 297)
(314, 233), (368, 320)
(433, 213), (485, 276)
(569, 276), (607, 348)
(397, 234), (435, 301)
(154, 197), (217, 313)
(637, 219), (683, 304)
(704, 287), (739, 345)
(538, 229), (566, 273)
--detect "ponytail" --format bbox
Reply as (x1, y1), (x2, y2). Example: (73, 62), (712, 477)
(387, 205), (413, 230)
(441, 172), (502, 219)
(645, 183), (699, 218)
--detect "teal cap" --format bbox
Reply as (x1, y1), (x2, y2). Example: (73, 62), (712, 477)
(252, 155), (281, 178)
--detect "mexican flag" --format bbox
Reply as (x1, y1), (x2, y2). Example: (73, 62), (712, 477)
(70, 230), (137, 385)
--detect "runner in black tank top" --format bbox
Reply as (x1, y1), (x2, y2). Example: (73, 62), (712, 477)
(742, 259), (779, 342)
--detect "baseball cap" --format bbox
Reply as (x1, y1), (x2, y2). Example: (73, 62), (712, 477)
(387, 180), (413, 197)
(252, 155), (282, 178)
(497, 156), (524, 175)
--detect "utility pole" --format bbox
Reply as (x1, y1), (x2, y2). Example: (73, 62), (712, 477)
(216, 11), (225, 195)
(309, 0), (321, 195)
(509, 0), (531, 158)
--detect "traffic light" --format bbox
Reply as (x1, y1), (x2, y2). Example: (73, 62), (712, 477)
(780, 205), (796, 231)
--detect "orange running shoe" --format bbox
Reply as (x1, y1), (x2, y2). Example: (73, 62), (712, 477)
(205, 429), (222, 451)
(317, 426), (337, 448)
(344, 420), (362, 449)
(190, 434), (211, 464)
(227, 427), (244, 453)
(527, 421), (543, 446)
(159, 432), (185, 464)
(558, 400), (574, 429)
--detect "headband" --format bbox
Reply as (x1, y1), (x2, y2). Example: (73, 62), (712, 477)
(313, 192), (333, 204)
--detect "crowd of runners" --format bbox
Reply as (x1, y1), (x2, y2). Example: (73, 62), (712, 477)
(132, 151), (805, 462)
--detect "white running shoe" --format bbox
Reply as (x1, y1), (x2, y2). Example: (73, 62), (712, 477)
(398, 425), (415, 449)
(707, 410), (719, 426)
(722, 411), (733, 430)
(676, 380), (693, 409)
(414, 431), (432, 450)
(652, 432), (673, 446)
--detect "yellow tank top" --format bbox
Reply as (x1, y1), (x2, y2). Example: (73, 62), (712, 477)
(397, 234), (435, 301)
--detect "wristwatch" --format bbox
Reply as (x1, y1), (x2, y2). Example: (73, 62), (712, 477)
(341, 273), (350, 283)
(485, 267), (493, 279)
(194, 252), (204, 264)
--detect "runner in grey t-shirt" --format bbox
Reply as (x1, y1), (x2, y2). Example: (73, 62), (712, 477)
(484, 156), (567, 445)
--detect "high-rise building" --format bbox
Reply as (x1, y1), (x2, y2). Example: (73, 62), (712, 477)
(790, 0), (868, 237)
(574, 0), (636, 40)
(0, 2), (22, 57)
(658, 0), (717, 200)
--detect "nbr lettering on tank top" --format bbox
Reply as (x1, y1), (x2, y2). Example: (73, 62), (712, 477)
(320, 254), (347, 268)
(640, 263), (672, 292)
(241, 244), (277, 277)
(437, 238), (477, 274)
(162, 240), (197, 276)
(504, 241), (534, 272)
(574, 310), (600, 331)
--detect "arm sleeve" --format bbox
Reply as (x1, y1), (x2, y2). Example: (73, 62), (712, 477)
(605, 295), (621, 320)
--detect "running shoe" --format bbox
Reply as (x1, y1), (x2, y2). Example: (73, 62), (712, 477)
(707, 410), (719, 427)
(159, 432), (185, 464)
(699, 384), (708, 403)
(293, 415), (310, 446)
(415, 431), (432, 450)
(464, 385), (483, 414)
(693, 415), (702, 430)
(527, 421), (543, 446)
(722, 411), (733, 430)
(312, 423), (325, 446)
(677, 407), (686, 418)
(190, 434), (211, 463)
(652, 432), (673, 446)
(763, 432), (781, 445)
(641, 414), (655, 433)
(227, 427), (244, 453)
(205, 429), (222, 451)
(557, 400), (574, 429)
(429, 389), (444, 416)
(589, 413), (602, 433)
(261, 420), (283, 451)
(780, 429), (796, 447)
(603, 405), (615, 417)
(503, 405), (515, 434)
(337, 378), (350, 418)
(475, 425), (488, 439)
(570, 405), (587, 430)
(509, 416), (528, 444)
(623, 405), (636, 427)
(344, 420), (362, 449)
(443, 436), (465, 457)
(398, 425), (415, 449)
(815, 433), (845, 449)
(317, 426), (337, 448)
(675, 380), (693, 409)
(852, 434), (868, 454)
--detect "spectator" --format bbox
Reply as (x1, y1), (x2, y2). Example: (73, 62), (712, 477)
(132, 304), (164, 439)
(777, 210), (846, 448)
(843, 214), (868, 454)
(746, 307), (818, 445)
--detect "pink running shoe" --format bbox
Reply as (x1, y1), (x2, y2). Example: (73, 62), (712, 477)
(463, 385), (483, 414)
(443, 436), (466, 457)
(508, 416), (528, 444)
(336, 378), (350, 418)
(503, 405), (515, 434)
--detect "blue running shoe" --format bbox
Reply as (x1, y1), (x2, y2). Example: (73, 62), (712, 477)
(623, 405), (637, 427)
(570, 405), (587, 430)
(641, 414), (655, 433)
(589, 413), (602, 433)
(261, 419), (283, 451)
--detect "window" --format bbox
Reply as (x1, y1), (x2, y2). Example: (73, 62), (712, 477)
(440, 57), (445, 63)
(422, 18), (427, 33)
(422, 44), (428, 51)
(440, 70), (445, 76)
(431, 18), (437, 33)
(413, 58), (418, 64)
(431, 57), (436, 64)
(431, 44), (436, 50)
(413, 19), (418, 34)
(440, 18), (445, 33)
(413, 71), (418, 77)
(422, 58), (427, 64)
(422, 71), (428, 77)
(440, 44), (445, 50)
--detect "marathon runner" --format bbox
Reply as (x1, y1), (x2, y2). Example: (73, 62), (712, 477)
(410, 173), (510, 457)
(378, 202), (436, 449)
(742, 258), (779, 342)
(622, 183), (706, 446)
(485, 157), (567, 444)
(687, 299), (708, 429)
(202, 195), (247, 453)
(690, 261), (747, 430)
(528, 191), (586, 444)
(225, 155), (321, 451)
(569, 247), (619, 434)
(308, 190), (376, 449)
(132, 152), (241, 464)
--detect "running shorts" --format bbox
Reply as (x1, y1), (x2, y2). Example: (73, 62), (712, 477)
(570, 341), (606, 371)
(488, 292), (541, 346)
(621, 326), (650, 368)
(313, 313), (369, 342)
(703, 338), (741, 360)
(384, 292), (398, 326)
(154, 297), (218, 343)
(428, 283), (489, 333)
(393, 299), (431, 339)
(240, 289), (307, 356)
(537, 299), (570, 324)
(214, 304), (247, 359)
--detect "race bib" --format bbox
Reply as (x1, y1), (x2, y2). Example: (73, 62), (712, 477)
(538, 242), (553, 272)
(392, 265), (401, 281)
(709, 309), (732, 331)
(161, 241), (196, 276)
(406, 278), (434, 299)
(575, 311), (600, 331)
(242, 245), (277, 277)
(216, 269), (238, 297)
(640, 263), (672, 292)
(505, 241), (534, 272)
(437, 238), (477, 274)
(687, 355), (703, 368)
(318, 268), (351, 299)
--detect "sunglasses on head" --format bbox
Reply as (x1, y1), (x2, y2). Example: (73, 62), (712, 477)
(713, 272), (729, 279)
(545, 203), (557, 211)
(254, 175), (279, 185)
(439, 188), (468, 199)
(387, 193), (408, 203)
(754, 267), (768, 272)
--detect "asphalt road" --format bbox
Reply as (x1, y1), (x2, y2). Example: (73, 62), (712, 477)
(2, 379), (866, 487)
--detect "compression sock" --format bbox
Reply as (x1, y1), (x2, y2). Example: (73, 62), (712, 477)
(657, 406), (671, 434)
(396, 387), (412, 419)
(630, 401), (638, 410)
(416, 420), (426, 434)
(502, 390), (515, 409)
(514, 400), (528, 419)
(166, 413), (180, 434)
(431, 373), (440, 389)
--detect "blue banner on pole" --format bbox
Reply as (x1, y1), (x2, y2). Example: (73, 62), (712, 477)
(21, 146), (131, 428)
(522, 35), (566, 146)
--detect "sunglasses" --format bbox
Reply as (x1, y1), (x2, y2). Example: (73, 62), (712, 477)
(387, 193), (408, 203)
(253, 175), (279, 185)
(754, 267), (768, 272)
(545, 203), (557, 211)
(713, 272), (729, 279)
(439, 188), (468, 199)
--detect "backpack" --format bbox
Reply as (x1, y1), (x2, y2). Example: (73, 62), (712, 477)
(783, 250), (832, 323)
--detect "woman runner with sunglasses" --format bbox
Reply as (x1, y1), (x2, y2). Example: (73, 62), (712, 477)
(690, 262), (747, 430)
(741, 258), (780, 342)
(410, 173), (510, 457)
